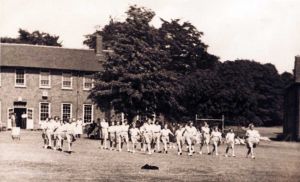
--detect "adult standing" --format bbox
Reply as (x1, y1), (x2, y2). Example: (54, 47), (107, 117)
(75, 118), (83, 138)
(100, 118), (109, 149)
(21, 112), (27, 129)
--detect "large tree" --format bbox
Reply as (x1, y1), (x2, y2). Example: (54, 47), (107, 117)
(1, 28), (62, 47)
(85, 5), (292, 126)
(87, 6), (177, 120)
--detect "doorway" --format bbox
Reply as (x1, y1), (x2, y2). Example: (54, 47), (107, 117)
(14, 108), (26, 129)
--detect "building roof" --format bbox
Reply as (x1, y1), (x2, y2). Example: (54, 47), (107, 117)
(0, 43), (104, 72)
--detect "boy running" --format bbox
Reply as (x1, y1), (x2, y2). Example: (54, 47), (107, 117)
(161, 124), (174, 153)
(129, 122), (141, 153)
(100, 118), (109, 149)
(209, 126), (222, 156)
(108, 121), (116, 150)
(245, 124), (260, 159)
(120, 120), (130, 152)
(175, 124), (185, 155)
(184, 121), (197, 156)
(200, 122), (210, 154)
(225, 128), (236, 157)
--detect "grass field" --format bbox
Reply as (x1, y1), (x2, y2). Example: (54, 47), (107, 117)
(0, 127), (299, 182)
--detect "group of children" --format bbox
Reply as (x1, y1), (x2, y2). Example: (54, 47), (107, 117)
(40, 116), (83, 153)
(97, 119), (261, 159)
(39, 116), (261, 158)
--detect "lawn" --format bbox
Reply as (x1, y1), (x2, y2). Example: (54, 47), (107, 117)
(0, 127), (299, 182)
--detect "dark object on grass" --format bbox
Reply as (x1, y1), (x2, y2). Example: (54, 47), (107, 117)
(141, 164), (159, 170)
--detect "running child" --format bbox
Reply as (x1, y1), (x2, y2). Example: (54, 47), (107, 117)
(160, 124), (174, 154)
(245, 123), (260, 159)
(100, 118), (109, 149)
(129, 122), (141, 153)
(175, 124), (185, 155)
(108, 121), (116, 150)
(120, 120), (130, 152)
(200, 122), (210, 155)
(225, 128), (236, 157)
(209, 126), (222, 156)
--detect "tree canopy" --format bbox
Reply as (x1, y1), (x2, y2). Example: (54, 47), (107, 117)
(1, 28), (62, 47)
(85, 5), (293, 126)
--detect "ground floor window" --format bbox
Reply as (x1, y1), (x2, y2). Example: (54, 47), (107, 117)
(83, 104), (93, 123)
(39, 103), (50, 121)
(62, 103), (72, 121)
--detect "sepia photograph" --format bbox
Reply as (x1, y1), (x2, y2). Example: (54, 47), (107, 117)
(0, 0), (299, 181)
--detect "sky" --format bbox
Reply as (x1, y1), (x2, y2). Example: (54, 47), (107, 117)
(1, 0), (300, 73)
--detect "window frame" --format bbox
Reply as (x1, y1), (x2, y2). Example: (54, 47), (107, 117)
(39, 102), (51, 122)
(61, 72), (73, 90)
(15, 69), (26, 87)
(61, 103), (72, 121)
(39, 70), (51, 89)
(83, 104), (93, 123)
(83, 74), (94, 91)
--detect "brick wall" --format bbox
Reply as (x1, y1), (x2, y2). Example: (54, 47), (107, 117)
(0, 67), (104, 129)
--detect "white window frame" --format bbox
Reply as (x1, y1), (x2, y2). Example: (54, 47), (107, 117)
(61, 72), (73, 90)
(61, 103), (72, 121)
(0, 101), (1, 124)
(15, 69), (26, 87)
(83, 74), (94, 91)
(39, 102), (51, 122)
(83, 104), (94, 123)
(0, 67), (1, 87)
(39, 70), (51, 88)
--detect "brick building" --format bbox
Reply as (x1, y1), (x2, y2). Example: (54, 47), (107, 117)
(284, 56), (300, 140)
(0, 37), (105, 129)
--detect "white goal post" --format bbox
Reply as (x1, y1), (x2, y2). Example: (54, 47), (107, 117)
(195, 114), (225, 132)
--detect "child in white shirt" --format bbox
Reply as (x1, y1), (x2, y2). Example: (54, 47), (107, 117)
(210, 126), (222, 156)
(161, 124), (174, 154)
(225, 128), (235, 157)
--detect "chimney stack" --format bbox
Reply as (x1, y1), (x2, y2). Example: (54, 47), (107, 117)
(95, 34), (104, 61)
(295, 56), (300, 82)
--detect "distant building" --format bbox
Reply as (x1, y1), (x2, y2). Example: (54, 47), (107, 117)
(0, 35), (105, 129)
(284, 56), (300, 140)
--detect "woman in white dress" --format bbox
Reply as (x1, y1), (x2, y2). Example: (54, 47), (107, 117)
(75, 118), (83, 138)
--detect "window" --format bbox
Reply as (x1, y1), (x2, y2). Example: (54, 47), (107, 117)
(15, 69), (25, 87)
(62, 72), (72, 89)
(39, 102), (50, 121)
(40, 70), (50, 88)
(83, 104), (93, 123)
(61, 103), (72, 121)
(83, 74), (94, 90)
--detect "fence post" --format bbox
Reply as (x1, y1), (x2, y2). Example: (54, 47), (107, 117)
(222, 115), (225, 132)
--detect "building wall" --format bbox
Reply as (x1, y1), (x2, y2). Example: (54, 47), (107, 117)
(0, 67), (104, 129)
(283, 85), (300, 140)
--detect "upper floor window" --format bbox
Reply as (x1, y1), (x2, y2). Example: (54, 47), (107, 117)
(15, 69), (26, 87)
(83, 74), (94, 90)
(62, 72), (72, 89)
(40, 70), (51, 88)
